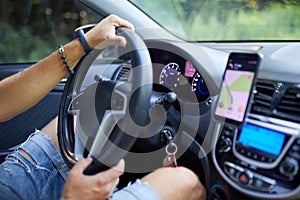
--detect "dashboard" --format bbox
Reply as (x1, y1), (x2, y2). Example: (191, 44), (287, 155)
(139, 42), (300, 200)
(84, 40), (300, 200)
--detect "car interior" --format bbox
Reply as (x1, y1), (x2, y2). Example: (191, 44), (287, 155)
(0, 0), (300, 199)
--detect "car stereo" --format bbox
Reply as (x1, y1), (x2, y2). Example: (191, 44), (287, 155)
(235, 123), (287, 163)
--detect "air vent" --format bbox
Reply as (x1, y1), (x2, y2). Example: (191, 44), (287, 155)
(116, 65), (131, 81)
(251, 80), (275, 115)
(276, 86), (300, 123)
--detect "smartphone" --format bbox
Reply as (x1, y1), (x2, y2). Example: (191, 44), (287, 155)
(214, 52), (261, 125)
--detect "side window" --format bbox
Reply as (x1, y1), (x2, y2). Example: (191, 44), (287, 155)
(0, 0), (102, 63)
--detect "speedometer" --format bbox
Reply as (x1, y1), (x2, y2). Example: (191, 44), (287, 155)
(192, 72), (209, 95)
(159, 62), (181, 87)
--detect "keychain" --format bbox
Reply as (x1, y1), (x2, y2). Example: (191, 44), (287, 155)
(163, 142), (178, 167)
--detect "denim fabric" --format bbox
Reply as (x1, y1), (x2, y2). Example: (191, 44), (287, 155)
(111, 179), (161, 200)
(0, 130), (161, 200)
(0, 130), (69, 200)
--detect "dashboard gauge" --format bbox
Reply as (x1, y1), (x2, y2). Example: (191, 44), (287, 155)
(159, 62), (181, 87)
(192, 72), (209, 95)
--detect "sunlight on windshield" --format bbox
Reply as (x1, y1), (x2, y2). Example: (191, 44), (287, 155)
(129, 0), (300, 41)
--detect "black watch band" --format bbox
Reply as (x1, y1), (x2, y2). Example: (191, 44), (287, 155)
(74, 29), (92, 54)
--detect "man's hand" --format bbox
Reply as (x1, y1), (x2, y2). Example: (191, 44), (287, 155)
(61, 158), (125, 200)
(86, 14), (134, 49)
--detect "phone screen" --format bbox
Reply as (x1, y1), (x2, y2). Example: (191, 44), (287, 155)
(215, 53), (260, 123)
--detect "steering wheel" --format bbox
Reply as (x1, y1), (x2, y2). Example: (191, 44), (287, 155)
(58, 27), (153, 175)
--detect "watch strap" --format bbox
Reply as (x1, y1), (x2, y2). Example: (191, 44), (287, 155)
(75, 29), (92, 54)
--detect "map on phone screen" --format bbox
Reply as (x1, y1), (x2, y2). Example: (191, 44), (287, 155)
(215, 69), (254, 122)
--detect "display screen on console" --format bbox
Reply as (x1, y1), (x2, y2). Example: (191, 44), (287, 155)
(215, 53), (260, 123)
(238, 124), (286, 156)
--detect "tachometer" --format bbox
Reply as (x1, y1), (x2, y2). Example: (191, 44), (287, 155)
(192, 72), (209, 95)
(159, 62), (181, 87)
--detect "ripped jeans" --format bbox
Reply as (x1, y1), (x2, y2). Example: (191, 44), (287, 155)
(0, 131), (161, 200)
(0, 130), (69, 200)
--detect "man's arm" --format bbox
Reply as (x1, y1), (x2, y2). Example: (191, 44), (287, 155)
(0, 15), (134, 122)
(0, 38), (83, 122)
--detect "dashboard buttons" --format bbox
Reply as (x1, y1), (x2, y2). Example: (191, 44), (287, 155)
(224, 162), (276, 192)
(252, 176), (274, 192)
(235, 145), (276, 163)
(217, 125), (236, 153)
(279, 139), (300, 178)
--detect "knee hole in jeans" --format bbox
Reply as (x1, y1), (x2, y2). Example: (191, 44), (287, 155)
(18, 148), (37, 165)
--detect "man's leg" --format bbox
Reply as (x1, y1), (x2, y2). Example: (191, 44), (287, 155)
(0, 128), (68, 200)
(41, 116), (60, 150)
(16, 117), (59, 163)
(141, 167), (206, 200)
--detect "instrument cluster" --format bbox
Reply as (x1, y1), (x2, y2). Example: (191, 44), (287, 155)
(149, 48), (210, 103)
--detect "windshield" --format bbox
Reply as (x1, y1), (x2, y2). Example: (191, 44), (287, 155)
(129, 0), (300, 41)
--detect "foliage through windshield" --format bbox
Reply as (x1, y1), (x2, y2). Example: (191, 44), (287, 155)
(0, 0), (100, 63)
(130, 0), (300, 41)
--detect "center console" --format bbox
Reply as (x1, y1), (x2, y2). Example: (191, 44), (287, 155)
(211, 52), (300, 199)
(214, 115), (300, 198)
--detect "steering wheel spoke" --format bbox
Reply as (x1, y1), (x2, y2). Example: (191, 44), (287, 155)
(67, 92), (82, 115)
(88, 109), (124, 158)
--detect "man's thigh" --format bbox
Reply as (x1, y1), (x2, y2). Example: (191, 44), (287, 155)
(0, 130), (69, 200)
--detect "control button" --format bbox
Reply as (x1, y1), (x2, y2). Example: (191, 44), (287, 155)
(261, 180), (274, 191)
(228, 167), (236, 176)
(224, 163), (240, 179)
(223, 129), (232, 137)
(267, 157), (274, 163)
(238, 171), (253, 186)
(253, 178), (263, 188)
(224, 162), (244, 181)
(252, 154), (258, 160)
(292, 145), (300, 152)
(253, 177), (273, 191)
(239, 173), (248, 183)
(217, 137), (232, 153)
(246, 152), (251, 157)
(260, 156), (266, 162)
(289, 151), (300, 160)
(279, 157), (299, 177)
(239, 148), (245, 154)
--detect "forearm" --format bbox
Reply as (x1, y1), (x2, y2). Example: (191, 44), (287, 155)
(0, 39), (84, 122)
